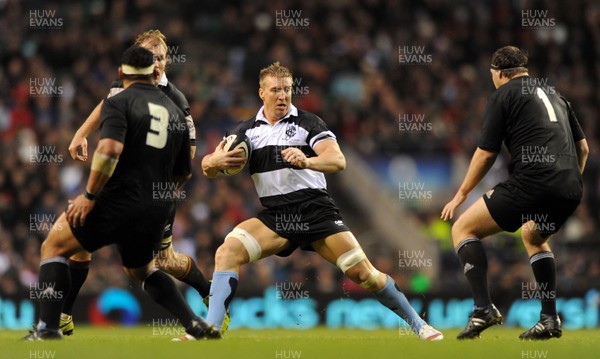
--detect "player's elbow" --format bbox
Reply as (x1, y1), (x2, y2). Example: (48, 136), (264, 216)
(578, 139), (589, 158)
(96, 139), (123, 158)
(476, 147), (498, 163)
(336, 154), (346, 171)
(325, 153), (346, 173)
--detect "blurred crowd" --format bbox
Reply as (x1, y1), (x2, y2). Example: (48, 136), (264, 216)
(1, 0), (599, 305)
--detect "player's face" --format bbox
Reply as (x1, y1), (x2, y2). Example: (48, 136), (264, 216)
(259, 75), (292, 122)
(140, 41), (167, 82)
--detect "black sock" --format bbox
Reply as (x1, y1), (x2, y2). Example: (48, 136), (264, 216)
(530, 251), (557, 315)
(142, 270), (197, 328)
(62, 260), (90, 315)
(38, 258), (70, 331)
(179, 256), (211, 298)
(456, 238), (492, 308)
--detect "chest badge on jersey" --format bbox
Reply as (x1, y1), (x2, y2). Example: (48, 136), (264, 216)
(284, 123), (297, 140)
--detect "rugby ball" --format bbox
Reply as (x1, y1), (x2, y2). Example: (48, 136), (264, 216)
(220, 133), (251, 176)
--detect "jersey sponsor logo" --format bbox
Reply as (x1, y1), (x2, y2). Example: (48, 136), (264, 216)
(334, 220), (344, 226)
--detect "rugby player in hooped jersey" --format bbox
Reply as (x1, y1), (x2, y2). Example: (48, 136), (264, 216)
(441, 46), (589, 340)
(198, 62), (443, 341)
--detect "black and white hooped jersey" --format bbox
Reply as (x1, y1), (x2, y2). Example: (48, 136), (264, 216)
(231, 104), (336, 208)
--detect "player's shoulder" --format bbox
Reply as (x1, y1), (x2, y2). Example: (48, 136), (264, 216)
(110, 80), (124, 89)
(296, 108), (321, 120)
(488, 77), (523, 104)
(105, 84), (163, 114)
(109, 83), (154, 100)
(106, 80), (125, 98)
(160, 81), (189, 109)
(233, 116), (260, 133)
(295, 108), (327, 128)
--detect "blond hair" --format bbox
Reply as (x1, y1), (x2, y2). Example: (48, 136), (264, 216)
(135, 30), (170, 64)
(259, 61), (293, 88)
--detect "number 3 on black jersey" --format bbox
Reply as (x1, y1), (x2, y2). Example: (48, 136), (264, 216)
(146, 102), (169, 149)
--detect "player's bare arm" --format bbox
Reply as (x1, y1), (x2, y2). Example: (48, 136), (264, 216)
(575, 139), (589, 174)
(68, 100), (104, 161)
(67, 138), (123, 228)
(282, 139), (345, 173)
(201, 139), (246, 178)
(441, 147), (497, 221)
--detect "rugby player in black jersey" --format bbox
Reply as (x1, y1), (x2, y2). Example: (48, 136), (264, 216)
(24, 46), (218, 340)
(62, 30), (219, 336)
(441, 46), (589, 340)
(197, 62), (443, 341)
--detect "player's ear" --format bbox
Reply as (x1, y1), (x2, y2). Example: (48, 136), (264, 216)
(153, 68), (160, 84)
(258, 87), (264, 101)
(118, 67), (124, 80)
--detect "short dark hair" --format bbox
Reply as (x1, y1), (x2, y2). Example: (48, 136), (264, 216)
(120, 45), (155, 81)
(491, 46), (528, 78)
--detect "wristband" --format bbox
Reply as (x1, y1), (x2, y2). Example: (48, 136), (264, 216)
(84, 190), (96, 201)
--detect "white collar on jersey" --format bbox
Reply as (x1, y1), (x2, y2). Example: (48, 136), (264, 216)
(158, 72), (168, 87)
(255, 104), (298, 123)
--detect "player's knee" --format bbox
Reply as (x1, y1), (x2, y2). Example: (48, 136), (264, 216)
(215, 228), (261, 269)
(214, 239), (248, 269)
(125, 266), (154, 283)
(124, 267), (142, 283)
(70, 251), (92, 262)
(336, 247), (381, 290)
(347, 265), (382, 291)
(156, 251), (190, 279)
(40, 238), (52, 257)
(40, 237), (63, 258)
(522, 230), (548, 247)
(451, 218), (472, 246)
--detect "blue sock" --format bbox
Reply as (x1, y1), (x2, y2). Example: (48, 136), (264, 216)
(206, 271), (238, 329)
(373, 275), (426, 333)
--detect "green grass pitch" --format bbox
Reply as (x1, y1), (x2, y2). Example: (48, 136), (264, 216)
(3, 326), (600, 359)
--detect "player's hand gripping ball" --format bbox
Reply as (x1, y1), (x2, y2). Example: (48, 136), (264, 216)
(220, 133), (252, 176)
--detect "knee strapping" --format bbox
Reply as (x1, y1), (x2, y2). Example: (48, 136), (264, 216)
(227, 228), (261, 262)
(336, 247), (380, 289)
(336, 247), (366, 273)
(359, 268), (381, 289)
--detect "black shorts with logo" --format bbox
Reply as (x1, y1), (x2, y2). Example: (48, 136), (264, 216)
(257, 195), (350, 257)
(483, 180), (581, 237)
(71, 201), (170, 268)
